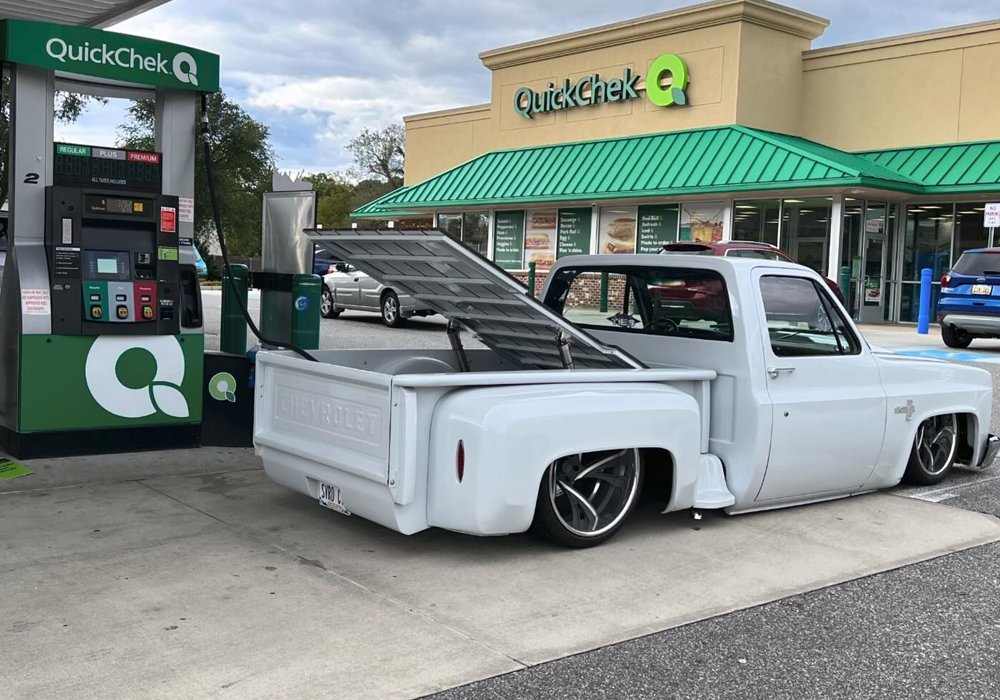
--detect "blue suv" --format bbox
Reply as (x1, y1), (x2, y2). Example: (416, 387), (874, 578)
(938, 249), (1000, 348)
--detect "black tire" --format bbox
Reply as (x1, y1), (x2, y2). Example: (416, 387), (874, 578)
(320, 288), (340, 319)
(941, 325), (972, 349)
(531, 448), (644, 548)
(381, 291), (405, 328)
(903, 414), (959, 485)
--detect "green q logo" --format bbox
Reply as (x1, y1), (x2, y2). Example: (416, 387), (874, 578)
(209, 372), (237, 403)
(172, 51), (199, 86)
(646, 53), (688, 107)
(85, 337), (189, 418)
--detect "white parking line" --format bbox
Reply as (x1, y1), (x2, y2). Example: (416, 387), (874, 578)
(902, 472), (1000, 501)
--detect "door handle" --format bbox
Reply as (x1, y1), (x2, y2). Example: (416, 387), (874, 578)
(767, 366), (796, 379)
(353, 277), (360, 281)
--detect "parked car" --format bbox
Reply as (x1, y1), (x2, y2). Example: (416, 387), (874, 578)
(938, 248), (1000, 348)
(254, 229), (998, 548)
(321, 262), (434, 327)
(193, 245), (208, 277)
(662, 241), (845, 303)
(314, 245), (339, 276)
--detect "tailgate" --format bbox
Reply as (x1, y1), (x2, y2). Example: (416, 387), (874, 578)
(254, 351), (392, 484)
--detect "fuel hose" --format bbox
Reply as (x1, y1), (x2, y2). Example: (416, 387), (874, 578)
(199, 93), (317, 362)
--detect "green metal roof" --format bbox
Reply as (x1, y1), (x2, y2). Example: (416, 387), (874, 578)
(858, 140), (1000, 194)
(353, 125), (925, 217)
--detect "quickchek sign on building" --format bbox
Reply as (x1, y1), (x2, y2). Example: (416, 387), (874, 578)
(513, 52), (689, 119)
(0, 19), (220, 93)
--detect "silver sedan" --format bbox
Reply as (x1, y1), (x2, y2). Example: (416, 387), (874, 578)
(321, 263), (433, 327)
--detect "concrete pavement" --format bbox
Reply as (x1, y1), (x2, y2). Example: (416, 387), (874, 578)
(3, 456), (1000, 699)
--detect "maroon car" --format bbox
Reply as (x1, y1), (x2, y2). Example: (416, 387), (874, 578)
(661, 241), (845, 303)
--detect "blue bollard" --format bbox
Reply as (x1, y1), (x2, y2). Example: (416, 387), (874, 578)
(917, 267), (933, 334)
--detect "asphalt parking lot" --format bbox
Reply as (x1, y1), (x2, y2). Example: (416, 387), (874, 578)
(230, 293), (1000, 699)
(4, 293), (1000, 699)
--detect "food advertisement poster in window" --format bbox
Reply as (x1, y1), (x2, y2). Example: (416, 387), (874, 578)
(680, 202), (724, 242)
(525, 210), (557, 268)
(637, 204), (679, 253)
(557, 208), (592, 259)
(493, 210), (526, 270)
(598, 207), (637, 254)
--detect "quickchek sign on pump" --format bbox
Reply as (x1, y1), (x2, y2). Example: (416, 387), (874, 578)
(0, 19), (219, 93)
(513, 52), (689, 119)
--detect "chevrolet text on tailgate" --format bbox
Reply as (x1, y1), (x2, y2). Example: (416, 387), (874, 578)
(253, 229), (1000, 548)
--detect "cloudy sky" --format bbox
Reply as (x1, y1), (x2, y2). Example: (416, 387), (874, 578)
(57, 0), (1000, 175)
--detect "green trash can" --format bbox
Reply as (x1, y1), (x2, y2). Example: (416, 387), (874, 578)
(220, 264), (249, 355)
(291, 274), (322, 351)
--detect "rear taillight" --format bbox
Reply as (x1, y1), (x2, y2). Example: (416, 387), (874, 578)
(941, 274), (951, 288)
(456, 440), (465, 483)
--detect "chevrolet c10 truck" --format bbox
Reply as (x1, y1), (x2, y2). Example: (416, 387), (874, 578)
(253, 229), (999, 547)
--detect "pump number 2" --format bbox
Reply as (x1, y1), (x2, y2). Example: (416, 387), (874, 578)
(23, 173), (40, 185)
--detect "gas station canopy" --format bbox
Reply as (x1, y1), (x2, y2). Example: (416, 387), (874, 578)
(0, 0), (170, 27)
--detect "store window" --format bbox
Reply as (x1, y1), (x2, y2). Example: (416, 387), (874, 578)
(900, 204), (953, 323)
(462, 213), (489, 256)
(435, 212), (489, 257)
(733, 200), (779, 246)
(840, 198), (863, 316)
(781, 197), (832, 275)
(955, 205), (989, 255)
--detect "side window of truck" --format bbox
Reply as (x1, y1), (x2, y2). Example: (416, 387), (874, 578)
(760, 275), (859, 357)
(545, 266), (734, 342)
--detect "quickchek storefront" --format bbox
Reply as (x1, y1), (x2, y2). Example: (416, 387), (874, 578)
(354, 0), (1000, 324)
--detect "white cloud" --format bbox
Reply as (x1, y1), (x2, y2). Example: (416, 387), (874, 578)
(105, 0), (1000, 175)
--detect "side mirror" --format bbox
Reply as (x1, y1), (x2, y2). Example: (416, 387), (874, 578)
(334, 263), (348, 273)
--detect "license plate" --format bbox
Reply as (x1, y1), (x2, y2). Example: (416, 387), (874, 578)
(318, 482), (350, 516)
(972, 284), (993, 295)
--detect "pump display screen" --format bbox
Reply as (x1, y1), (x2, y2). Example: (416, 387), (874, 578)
(84, 250), (131, 281)
(84, 195), (152, 217)
(53, 144), (162, 191)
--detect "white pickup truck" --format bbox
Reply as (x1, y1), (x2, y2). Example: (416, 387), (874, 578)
(254, 229), (999, 547)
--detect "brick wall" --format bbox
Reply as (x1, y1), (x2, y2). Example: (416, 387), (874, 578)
(510, 270), (628, 309)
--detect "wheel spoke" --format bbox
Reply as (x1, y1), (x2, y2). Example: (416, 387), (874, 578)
(573, 450), (626, 483)
(584, 472), (628, 489)
(558, 480), (599, 531)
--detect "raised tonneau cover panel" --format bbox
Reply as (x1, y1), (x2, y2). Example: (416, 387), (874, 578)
(307, 228), (645, 371)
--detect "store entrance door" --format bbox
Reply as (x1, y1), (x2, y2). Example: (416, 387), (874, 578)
(860, 232), (887, 323)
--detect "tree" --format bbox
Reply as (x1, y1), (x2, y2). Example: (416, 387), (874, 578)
(346, 123), (405, 189)
(118, 91), (274, 256)
(1, 75), (106, 208)
(303, 172), (355, 229)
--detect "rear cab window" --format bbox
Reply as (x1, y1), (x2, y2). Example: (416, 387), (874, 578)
(544, 265), (734, 342)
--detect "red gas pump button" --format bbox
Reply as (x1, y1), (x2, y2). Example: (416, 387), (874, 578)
(142, 306), (154, 320)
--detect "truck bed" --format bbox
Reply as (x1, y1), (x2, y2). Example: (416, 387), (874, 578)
(254, 348), (716, 534)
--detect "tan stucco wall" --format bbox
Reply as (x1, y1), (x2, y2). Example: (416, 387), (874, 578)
(734, 21), (810, 135)
(404, 23), (744, 184)
(403, 1), (1000, 186)
(800, 22), (1000, 150)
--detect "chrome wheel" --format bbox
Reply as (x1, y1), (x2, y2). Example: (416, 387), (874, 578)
(320, 290), (332, 315)
(547, 448), (641, 539)
(382, 295), (398, 324)
(913, 414), (958, 478)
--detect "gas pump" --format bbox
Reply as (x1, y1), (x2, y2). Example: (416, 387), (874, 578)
(0, 20), (219, 458)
